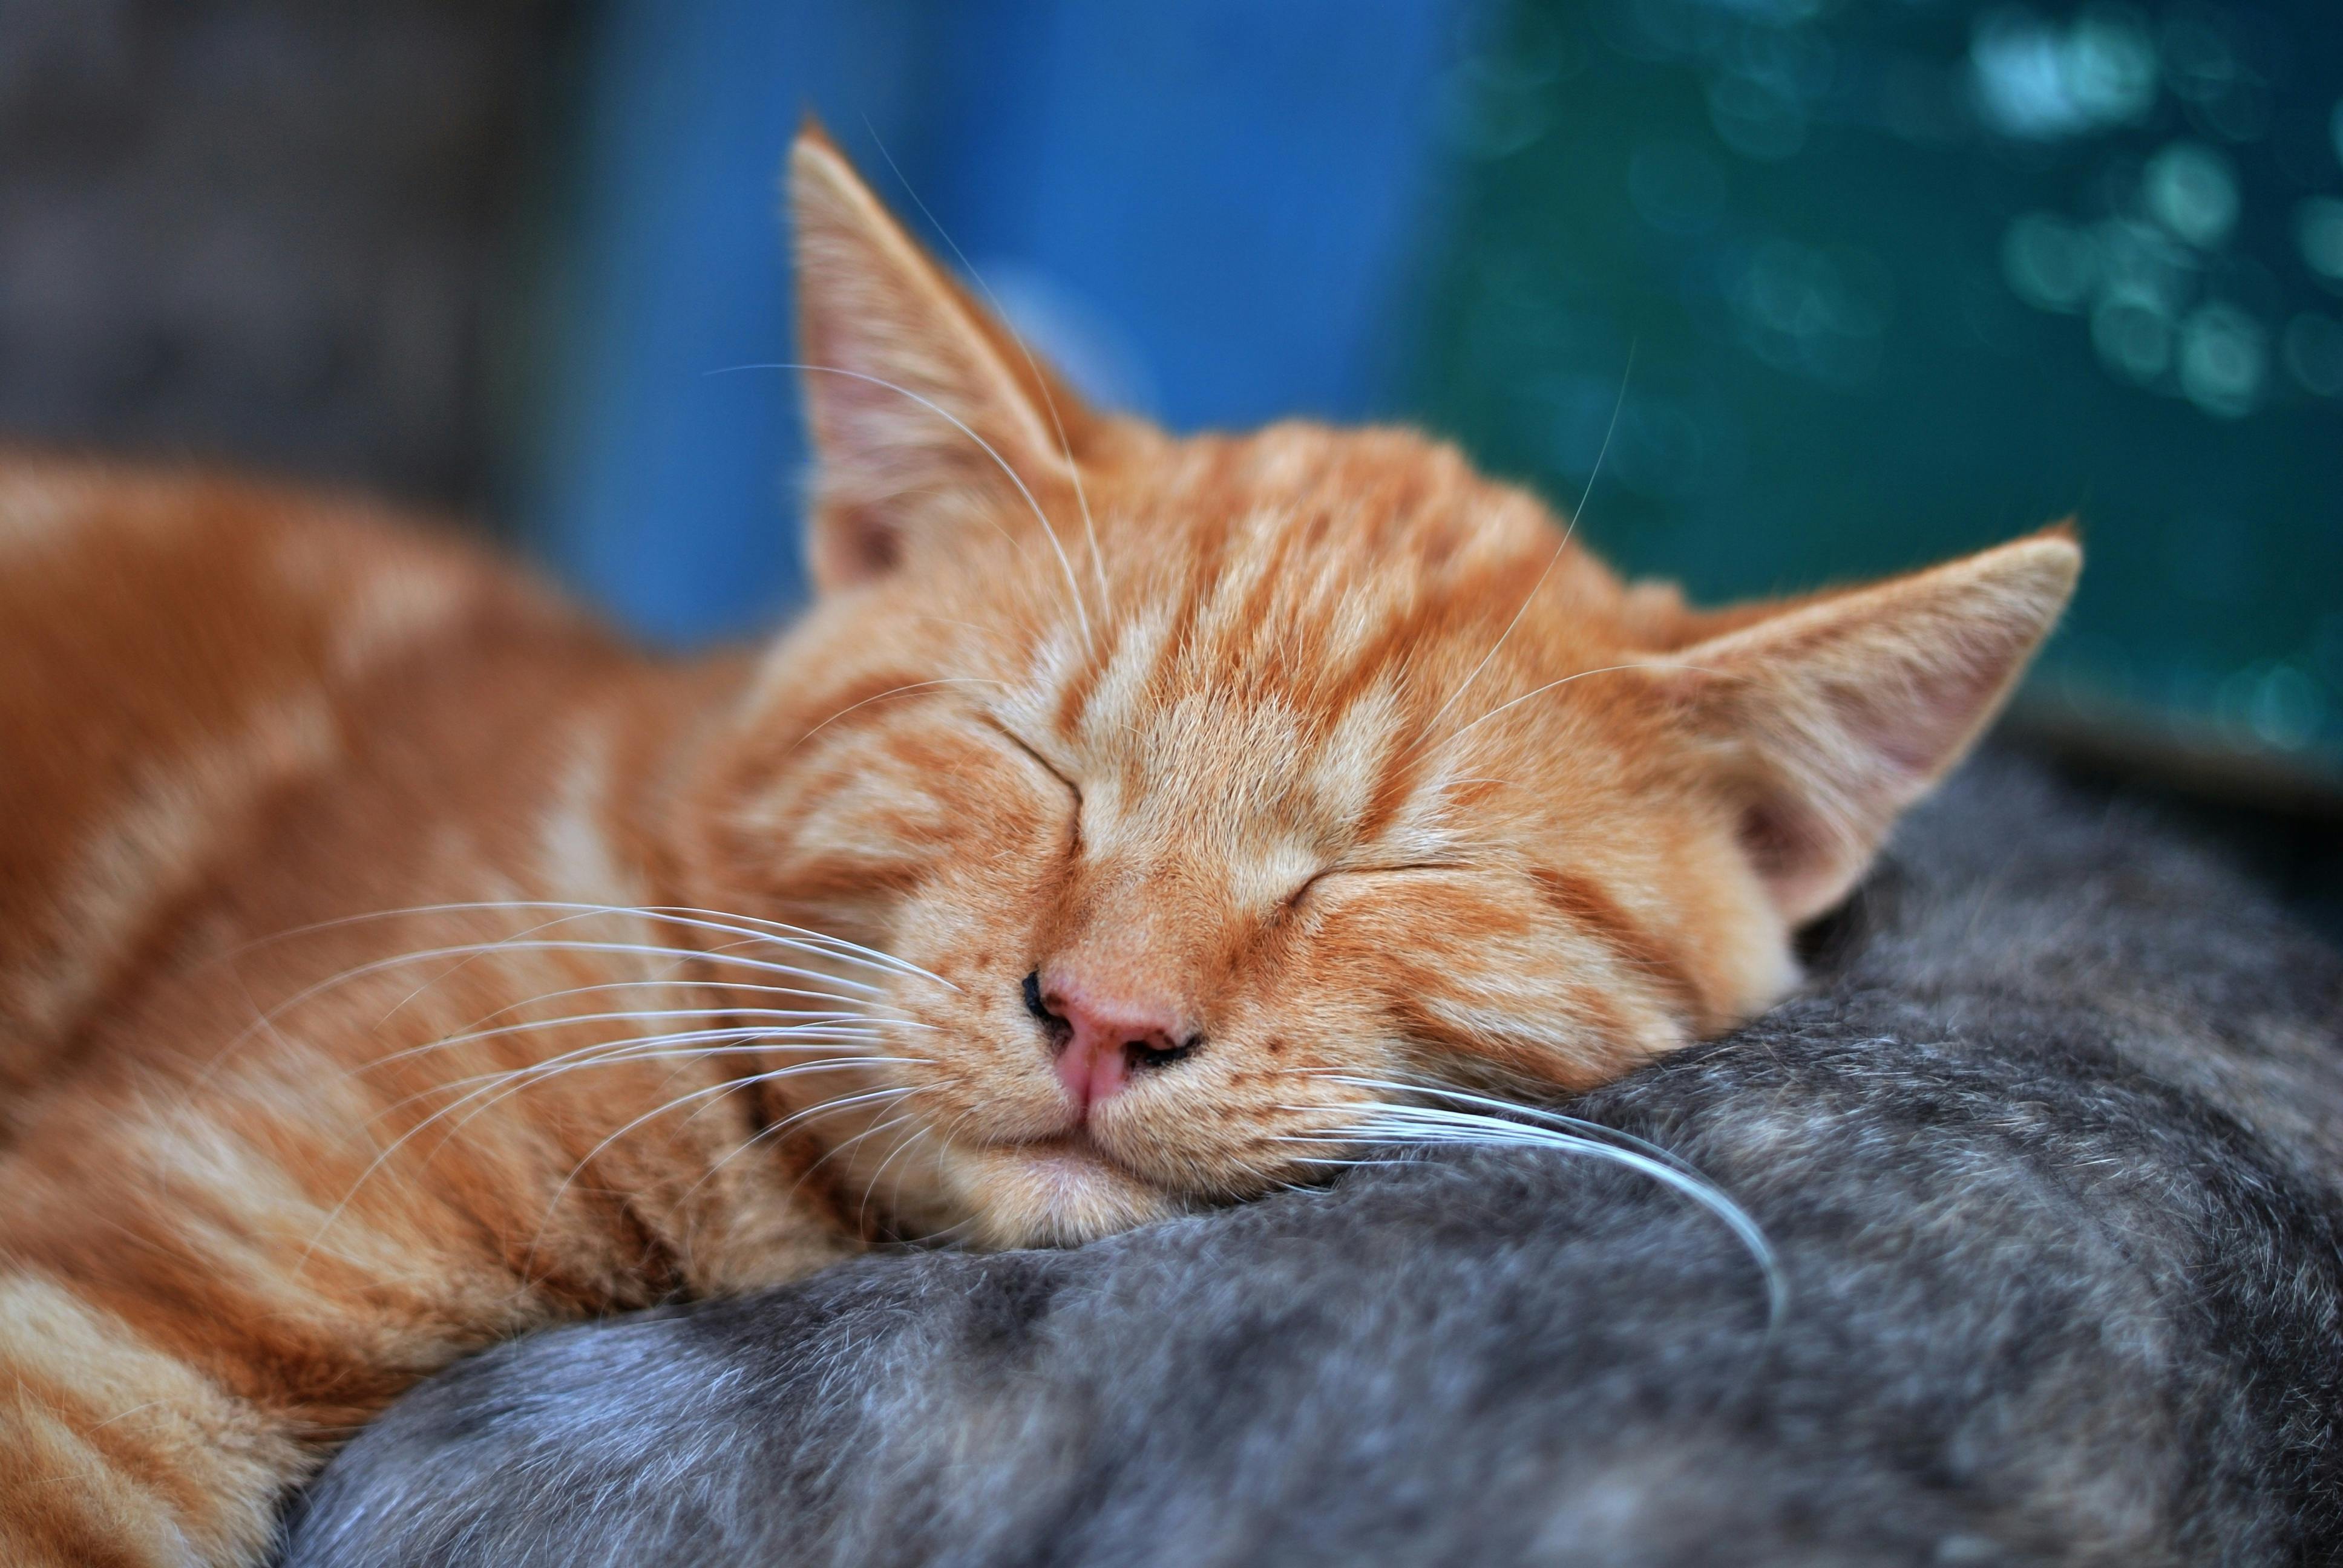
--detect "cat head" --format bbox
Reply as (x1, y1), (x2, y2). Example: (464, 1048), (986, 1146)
(681, 128), (2079, 1249)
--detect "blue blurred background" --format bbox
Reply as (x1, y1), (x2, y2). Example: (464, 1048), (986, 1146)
(513, 1), (1466, 643)
(1, 0), (2338, 800)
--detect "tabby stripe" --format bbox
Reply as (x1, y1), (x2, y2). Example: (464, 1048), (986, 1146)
(1527, 865), (1705, 1026)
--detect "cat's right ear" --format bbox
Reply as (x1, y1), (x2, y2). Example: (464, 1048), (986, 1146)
(788, 123), (1095, 593)
(1660, 528), (2081, 926)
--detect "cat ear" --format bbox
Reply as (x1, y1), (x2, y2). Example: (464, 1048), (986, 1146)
(1666, 528), (2081, 924)
(787, 122), (1095, 592)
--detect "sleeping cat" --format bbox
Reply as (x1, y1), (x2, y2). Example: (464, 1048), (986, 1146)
(0, 126), (2074, 1566)
(279, 751), (2343, 1567)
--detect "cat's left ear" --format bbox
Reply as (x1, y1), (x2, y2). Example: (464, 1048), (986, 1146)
(788, 122), (1096, 593)
(1664, 527), (2082, 924)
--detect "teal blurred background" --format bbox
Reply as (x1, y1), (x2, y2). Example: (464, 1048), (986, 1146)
(1, 0), (2337, 786)
(1407, 0), (2343, 782)
(508, 0), (2342, 783)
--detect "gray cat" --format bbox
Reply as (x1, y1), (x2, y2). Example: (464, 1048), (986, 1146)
(279, 751), (2343, 1566)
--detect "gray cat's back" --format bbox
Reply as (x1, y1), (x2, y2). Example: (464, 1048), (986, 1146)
(280, 754), (2343, 1567)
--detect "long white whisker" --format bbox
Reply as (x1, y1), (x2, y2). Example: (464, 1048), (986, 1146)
(517, 1071), (900, 1275)
(802, 1103), (926, 1190)
(436, 1047), (917, 1103)
(757, 1086), (937, 1214)
(367, 1028), (913, 1128)
(206, 911), (696, 1083)
(760, 1083), (923, 1149)
(859, 120), (1111, 616)
(657, 906), (959, 992)
(229, 935), (894, 1079)
(786, 678), (1009, 756)
(362, 939), (890, 998)
(384, 1003), (904, 1050)
(229, 899), (956, 994)
(327, 901), (953, 991)
(669, 1082), (931, 1224)
(356, 1007), (922, 1077)
(367, 907), (733, 1027)
(1426, 661), (1714, 762)
(856, 1117), (930, 1233)
(303, 1053), (703, 1273)
(1282, 1083), (1783, 1328)
(425, 1033), (903, 1092)
(1411, 346), (1634, 755)
(1321, 1076), (1720, 1184)
(304, 1005), (921, 1270)
(444, 978), (894, 1033)
(710, 362), (1093, 643)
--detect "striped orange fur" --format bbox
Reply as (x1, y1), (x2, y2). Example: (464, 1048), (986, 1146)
(0, 128), (2078, 1563)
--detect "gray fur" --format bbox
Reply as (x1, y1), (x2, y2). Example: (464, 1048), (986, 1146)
(278, 753), (2343, 1566)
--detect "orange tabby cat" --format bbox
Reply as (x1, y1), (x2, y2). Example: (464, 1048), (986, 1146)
(0, 128), (2077, 1564)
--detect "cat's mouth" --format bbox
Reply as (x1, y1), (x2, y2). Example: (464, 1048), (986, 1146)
(942, 1125), (1175, 1247)
(1006, 1128), (1124, 1177)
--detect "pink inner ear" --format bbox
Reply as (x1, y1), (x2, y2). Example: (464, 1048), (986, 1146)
(1734, 789), (1863, 928)
(1839, 635), (2013, 785)
(1683, 534), (2082, 926)
(812, 500), (905, 589)
(1733, 648), (2031, 924)
(1736, 794), (1827, 889)
(791, 134), (1081, 597)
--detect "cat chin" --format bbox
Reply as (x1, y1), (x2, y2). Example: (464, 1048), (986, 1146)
(937, 1136), (1182, 1249)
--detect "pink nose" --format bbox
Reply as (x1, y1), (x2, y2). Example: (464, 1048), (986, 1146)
(1029, 972), (1194, 1116)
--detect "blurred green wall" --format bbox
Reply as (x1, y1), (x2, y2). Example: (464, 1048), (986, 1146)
(1409, 0), (2343, 773)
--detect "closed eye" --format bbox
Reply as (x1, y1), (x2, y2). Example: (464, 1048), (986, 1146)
(984, 718), (1081, 805)
(1286, 861), (1465, 909)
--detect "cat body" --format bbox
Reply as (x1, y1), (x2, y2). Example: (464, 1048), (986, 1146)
(0, 129), (2075, 1564)
(0, 461), (847, 1563)
(284, 754), (2343, 1567)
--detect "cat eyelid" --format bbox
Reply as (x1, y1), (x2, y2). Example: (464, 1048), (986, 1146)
(982, 717), (1081, 803)
(1288, 861), (1466, 907)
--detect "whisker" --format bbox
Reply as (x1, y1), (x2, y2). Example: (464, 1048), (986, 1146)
(366, 938), (890, 1000)
(333, 1016), (917, 1196)
(711, 362), (1093, 643)
(224, 933), (896, 1080)
(365, 907), (729, 1027)
(340, 901), (955, 991)
(442, 977), (895, 1033)
(390, 1037), (915, 1111)
(353, 1007), (918, 1078)
(1323, 1076), (1722, 1182)
(765, 1086), (940, 1206)
(664, 1082), (930, 1226)
(802, 1103), (928, 1199)
(349, 1040), (917, 1211)
(860, 120), (1112, 619)
(225, 898), (956, 999)
(856, 1119), (932, 1234)
(784, 677), (1012, 756)
(1424, 660), (1716, 762)
(650, 905), (960, 992)
(356, 909), (911, 1031)
(318, 1049), (917, 1278)
(517, 1070), (902, 1276)
(1410, 345), (1634, 756)
(197, 909), (687, 1086)
(1281, 1077), (1783, 1328)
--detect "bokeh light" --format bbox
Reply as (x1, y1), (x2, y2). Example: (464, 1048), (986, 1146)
(1415, 0), (2343, 768)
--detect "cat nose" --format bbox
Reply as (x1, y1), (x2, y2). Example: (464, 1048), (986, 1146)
(1024, 970), (1198, 1114)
